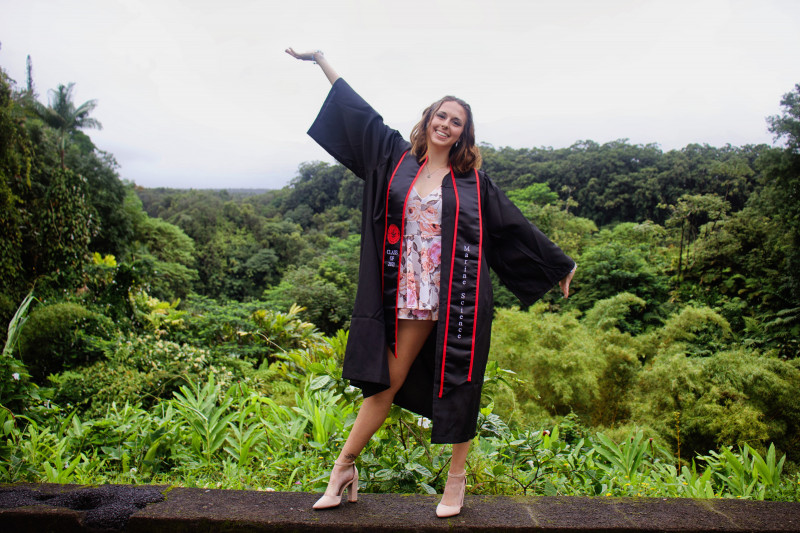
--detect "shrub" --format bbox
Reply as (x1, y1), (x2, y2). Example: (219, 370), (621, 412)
(490, 305), (606, 424)
(49, 332), (232, 416)
(17, 302), (113, 381)
(263, 266), (352, 335)
(1, 291), (39, 412)
(641, 305), (733, 359)
(173, 296), (326, 367)
(635, 349), (800, 463)
(568, 223), (670, 316)
(0, 291), (17, 333)
(583, 292), (648, 334)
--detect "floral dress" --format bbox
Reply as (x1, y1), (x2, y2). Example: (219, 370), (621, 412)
(397, 185), (442, 320)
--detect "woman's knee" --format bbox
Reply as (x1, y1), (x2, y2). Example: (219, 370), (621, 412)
(381, 378), (404, 399)
(364, 388), (395, 411)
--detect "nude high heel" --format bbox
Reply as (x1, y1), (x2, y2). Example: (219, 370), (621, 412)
(312, 460), (359, 509)
(436, 470), (466, 518)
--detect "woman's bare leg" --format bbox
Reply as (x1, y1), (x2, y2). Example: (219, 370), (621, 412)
(440, 440), (471, 507)
(449, 441), (470, 474)
(324, 320), (435, 484)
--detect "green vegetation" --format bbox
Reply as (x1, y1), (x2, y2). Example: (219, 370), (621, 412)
(1, 61), (799, 500)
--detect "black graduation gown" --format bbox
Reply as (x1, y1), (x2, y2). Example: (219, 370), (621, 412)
(308, 79), (575, 443)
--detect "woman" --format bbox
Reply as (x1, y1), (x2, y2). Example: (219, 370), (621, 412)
(286, 48), (576, 518)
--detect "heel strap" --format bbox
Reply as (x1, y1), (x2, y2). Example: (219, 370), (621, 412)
(447, 470), (467, 478)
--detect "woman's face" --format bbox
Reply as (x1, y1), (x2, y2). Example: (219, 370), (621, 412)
(427, 101), (467, 151)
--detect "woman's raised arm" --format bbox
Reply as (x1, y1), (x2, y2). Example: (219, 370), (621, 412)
(285, 48), (340, 85)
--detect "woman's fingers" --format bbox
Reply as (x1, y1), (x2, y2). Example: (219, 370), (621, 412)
(286, 48), (337, 83)
(285, 47), (314, 61)
(559, 267), (576, 298)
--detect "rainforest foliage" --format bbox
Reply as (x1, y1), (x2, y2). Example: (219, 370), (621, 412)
(1, 62), (799, 500)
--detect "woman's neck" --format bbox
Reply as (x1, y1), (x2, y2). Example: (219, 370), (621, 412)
(426, 147), (450, 170)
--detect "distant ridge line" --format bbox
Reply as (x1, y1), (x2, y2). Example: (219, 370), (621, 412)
(137, 187), (272, 196)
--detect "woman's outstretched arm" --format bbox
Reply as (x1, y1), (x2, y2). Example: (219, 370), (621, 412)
(285, 47), (340, 85)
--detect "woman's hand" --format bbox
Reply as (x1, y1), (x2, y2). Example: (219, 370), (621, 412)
(559, 264), (577, 298)
(285, 47), (319, 62)
(285, 47), (340, 85)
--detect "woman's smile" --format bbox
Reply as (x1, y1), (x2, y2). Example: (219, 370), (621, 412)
(427, 101), (466, 150)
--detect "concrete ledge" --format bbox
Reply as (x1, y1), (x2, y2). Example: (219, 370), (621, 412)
(1, 483), (799, 532)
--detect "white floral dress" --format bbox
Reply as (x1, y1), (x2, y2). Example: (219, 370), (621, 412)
(397, 185), (442, 320)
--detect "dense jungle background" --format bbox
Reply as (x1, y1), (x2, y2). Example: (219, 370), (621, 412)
(1, 60), (799, 500)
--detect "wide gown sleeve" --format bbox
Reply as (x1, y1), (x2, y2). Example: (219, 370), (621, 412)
(307, 79), (410, 181)
(483, 174), (576, 306)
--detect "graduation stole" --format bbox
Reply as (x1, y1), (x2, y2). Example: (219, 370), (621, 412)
(381, 152), (483, 397)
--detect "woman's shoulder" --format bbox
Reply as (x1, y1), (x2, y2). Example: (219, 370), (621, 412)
(474, 168), (497, 189)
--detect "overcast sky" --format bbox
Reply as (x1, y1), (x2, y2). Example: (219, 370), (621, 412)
(1, 0), (798, 189)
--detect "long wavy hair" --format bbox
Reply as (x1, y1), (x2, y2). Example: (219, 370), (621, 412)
(409, 96), (482, 174)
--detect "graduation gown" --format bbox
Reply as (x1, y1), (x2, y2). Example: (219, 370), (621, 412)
(308, 79), (575, 443)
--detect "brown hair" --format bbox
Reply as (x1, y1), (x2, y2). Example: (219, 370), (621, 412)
(409, 96), (482, 174)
